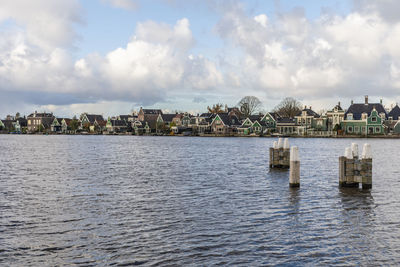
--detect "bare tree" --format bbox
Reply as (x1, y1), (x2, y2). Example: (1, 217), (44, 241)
(237, 96), (262, 117)
(273, 97), (302, 118)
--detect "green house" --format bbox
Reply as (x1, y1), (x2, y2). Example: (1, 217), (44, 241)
(342, 96), (387, 135)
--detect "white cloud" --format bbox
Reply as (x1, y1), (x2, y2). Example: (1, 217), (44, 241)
(214, 2), (400, 104)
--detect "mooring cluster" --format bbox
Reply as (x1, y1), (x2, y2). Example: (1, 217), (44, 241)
(269, 138), (373, 189)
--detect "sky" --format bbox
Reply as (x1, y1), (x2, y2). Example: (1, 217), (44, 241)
(1, 0), (400, 118)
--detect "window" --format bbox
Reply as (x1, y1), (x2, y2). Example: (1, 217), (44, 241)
(361, 126), (366, 133)
(347, 114), (353, 120)
(376, 127), (380, 133)
(348, 126), (353, 132)
(354, 126), (359, 133)
(28, 120), (31, 125)
(307, 118), (311, 124)
(371, 117), (377, 122)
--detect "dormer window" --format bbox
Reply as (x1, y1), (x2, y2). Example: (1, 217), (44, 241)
(347, 113), (353, 120)
(389, 116), (393, 121)
(361, 113), (367, 120)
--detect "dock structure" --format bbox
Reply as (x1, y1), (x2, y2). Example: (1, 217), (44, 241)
(339, 143), (372, 189)
(269, 138), (290, 169)
(289, 146), (300, 187)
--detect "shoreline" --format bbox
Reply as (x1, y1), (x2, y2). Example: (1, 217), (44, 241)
(2, 133), (400, 139)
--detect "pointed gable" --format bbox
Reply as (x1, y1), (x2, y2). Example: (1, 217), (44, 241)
(388, 105), (400, 120)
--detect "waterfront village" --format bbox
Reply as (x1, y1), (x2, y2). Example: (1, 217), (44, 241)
(1, 95), (400, 137)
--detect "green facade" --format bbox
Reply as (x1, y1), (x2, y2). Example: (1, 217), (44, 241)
(341, 109), (384, 135)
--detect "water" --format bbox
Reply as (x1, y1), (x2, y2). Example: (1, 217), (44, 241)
(1, 135), (400, 266)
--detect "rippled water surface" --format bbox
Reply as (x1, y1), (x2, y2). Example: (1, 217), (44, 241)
(1, 135), (400, 266)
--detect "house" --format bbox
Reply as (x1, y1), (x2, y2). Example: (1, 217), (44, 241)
(132, 121), (150, 135)
(51, 118), (63, 133)
(260, 112), (280, 133)
(161, 114), (177, 129)
(341, 96), (387, 135)
(142, 114), (164, 133)
(210, 113), (241, 134)
(27, 112), (55, 133)
(295, 106), (320, 135)
(80, 113), (105, 133)
(106, 118), (128, 133)
(237, 117), (253, 135)
(326, 102), (345, 131)
(138, 108), (163, 121)
(385, 104), (400, 133)
(276, 118), (298, 135)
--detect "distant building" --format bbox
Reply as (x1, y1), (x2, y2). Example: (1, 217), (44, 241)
(138, 108), (163, 121)
(341, 95), (387, 135)
(27, 111), (55, 132)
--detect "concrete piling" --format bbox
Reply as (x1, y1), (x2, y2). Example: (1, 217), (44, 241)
(339, 143), (372, 189)
(269, 138), (290, 169)
(289, 146), (300, 187)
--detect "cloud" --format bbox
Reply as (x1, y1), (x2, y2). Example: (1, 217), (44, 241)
(102, 0), (139, 11)
(192, 96), (207, 103)
(0, 14), (223, 110)
(213, 1), (400, 103)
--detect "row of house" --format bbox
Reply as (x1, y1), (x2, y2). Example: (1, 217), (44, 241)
(2, 95), (400, 136)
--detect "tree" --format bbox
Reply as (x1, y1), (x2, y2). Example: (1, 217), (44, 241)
(273, 97), (302, 118)
(69, 119), (80, 133)
(207, 103), (224, 114)
(237, 96), (262, 117)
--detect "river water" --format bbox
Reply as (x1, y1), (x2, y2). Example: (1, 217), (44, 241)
(1, 135), (400, 266)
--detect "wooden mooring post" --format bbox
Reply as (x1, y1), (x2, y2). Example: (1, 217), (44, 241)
(269, 138), (290, 169)
(339, 143), (372, 189)
(289, 146), (300, 187)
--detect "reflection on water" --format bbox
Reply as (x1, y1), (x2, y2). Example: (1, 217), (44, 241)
(1, 135), (400, 265)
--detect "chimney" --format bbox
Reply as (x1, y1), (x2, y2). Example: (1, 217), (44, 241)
(380, 98), (383, 104)
(338, 101), (341, 107)
(351, 100), (353, 105)
(310, 106), (312, 110)
(365, 95), (368, 104)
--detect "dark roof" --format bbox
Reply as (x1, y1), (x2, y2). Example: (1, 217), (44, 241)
(268, 112), (281, 120)
(388, 105), (400, 120)
(27, 112), (54, 118)
(249, 114), (263, 121)
(277, 117), (296, 124)
(41, 117), (54, 128)
(200, 113), (213, 118)
(161, 114), (176, 122)
(345, 103), (387, 120)
(119, 115), (133, 121)
(16, 117), (27, 127)
(297, 108), (320, 118)
(143, 114), (159, 129)
(86, 114), (105, 123)
(142, 109), (163, 115)
(216, 113), (241, 126)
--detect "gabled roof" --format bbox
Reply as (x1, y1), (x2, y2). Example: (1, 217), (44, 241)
(249, 114), (263, 121)
(388, 105), (400, 120)
(215, 113), (241, 126)
(143, 114), (160, 129)
(345, 103), (387, 120)
(85, 114), (105, 123)
(200, 113), (214, 118)
(162, 114), (177, 122)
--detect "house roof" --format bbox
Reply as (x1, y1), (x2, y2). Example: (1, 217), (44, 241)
(119, 115), (133, 121)
(249, 114), (263, 121)
(86, 114), (105, 123)
(142, 109), (163, 115)
(277, 117), (296, 124)
(16, 117), (27, 127)
(388, 105), (400, 120)
(161, 114), (176, 122)
(143, 114), (160, 129)
(216, 113), (241, 126)
(27, 112), (54, 118)
(297, 108), (320, 118)
(345, 103), (387, 120)
(1, 120), (14, 129)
